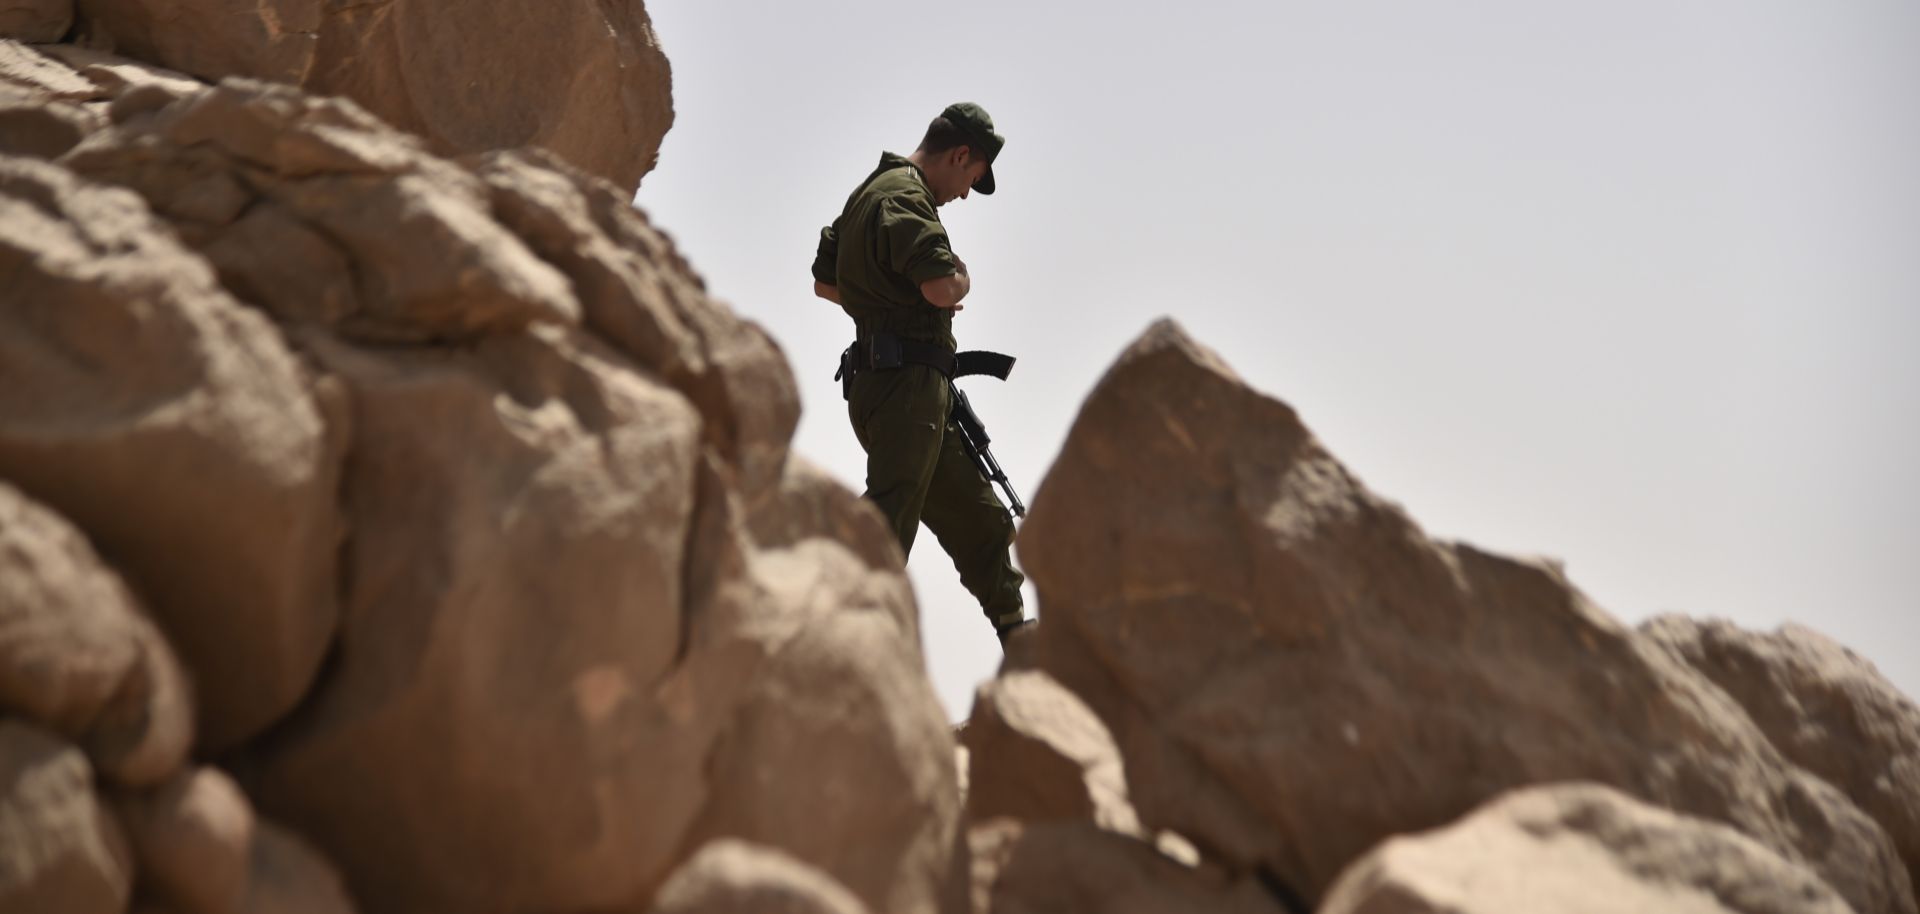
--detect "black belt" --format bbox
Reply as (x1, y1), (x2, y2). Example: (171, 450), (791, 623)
(835, 333), (1015, 397)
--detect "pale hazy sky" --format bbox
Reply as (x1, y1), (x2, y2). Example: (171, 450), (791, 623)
(636, 1), (1920, 718)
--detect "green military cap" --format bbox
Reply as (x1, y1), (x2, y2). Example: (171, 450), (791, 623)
(942, 102), (1004, 195)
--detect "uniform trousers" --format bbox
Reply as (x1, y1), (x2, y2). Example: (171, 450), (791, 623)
(847, 363), (1024, 627)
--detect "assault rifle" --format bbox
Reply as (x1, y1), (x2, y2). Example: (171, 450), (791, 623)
(948, 350), (1024, 518)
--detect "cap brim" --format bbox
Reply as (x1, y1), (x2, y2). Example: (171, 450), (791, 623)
(973, 165), (996, 195)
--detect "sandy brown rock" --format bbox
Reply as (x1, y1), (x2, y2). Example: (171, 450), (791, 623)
(1015, 319), (1912, 914)
(113, 767), (253, 914)
(967, 819), (1286, 914)
(0, 483), (192, 785)
(6, 57), (947, 914)
(0, 0), (71, 42)
(71, 0), (315, 85)
(65, 0), (670, 191)
(651, 839), (872, 914)
(1320, 782), (1856, 914)
(0, 152), (345, 755)
(0, 85), (99, 157)
(63, 78), (578, 341)
(474, 147), (798, 496)
(0, 721), (134, 914)
(962, 669), (1138, 834)
(1644, 615), (1920, 886)
(0, 37), (100, 99)
(243, 821), (358, 914)
(683, 606), (958, 914)
(239, 324), (703, 914)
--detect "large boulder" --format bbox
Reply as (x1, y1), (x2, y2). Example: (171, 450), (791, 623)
(1013, 319), (1914, 914)
(0, 149), (346, 755)
(65, 0), (671, 191)
(0, 482), (192, 785)
(1319, 782), (1856, 914)
(1643, 615), (1920, 885)
(651, 840), (872, 914)
(0, 721), (134, 914)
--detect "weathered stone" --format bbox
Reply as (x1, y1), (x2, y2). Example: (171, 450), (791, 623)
(0, 153), (345, 755)
(243, 822), (358, 914)
(962, 669), (1138, 834)
(66, 0), (671, 192)
(0, 483), (192, 785)
(4, 55), (951, 914)
(682, 607), (959, 914)
(1320, 782), (1857, 914)
(651, 840), (872, 914)
(0, 721), (134, 914)
(0, 37), (101, 99)
(1644, 615), (1920, 886)
(240, 325), (704, 914)
(38, 42), (205, 99)
(0, 0), (72, 43)
(474, 147), (798, 496)
(967, 819), (1286, 914)
(1015, 319), (1914, 914)
(71, 0), (316, 85)
(0, 85), (100, 158)
(113, 767), (253, 914)
(64, 78), (579, 341)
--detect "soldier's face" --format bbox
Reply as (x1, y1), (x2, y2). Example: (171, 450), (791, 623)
(933, 149), (991, 206)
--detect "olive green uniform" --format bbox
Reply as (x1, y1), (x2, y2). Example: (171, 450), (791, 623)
(813, 153), (1024, 631)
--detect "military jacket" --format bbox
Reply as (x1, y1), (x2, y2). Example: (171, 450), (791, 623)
(812, 152), (959, 350)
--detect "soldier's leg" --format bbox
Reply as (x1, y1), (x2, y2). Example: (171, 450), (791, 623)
(847, 365), (950, 556)
(919, 417), (1025, 631)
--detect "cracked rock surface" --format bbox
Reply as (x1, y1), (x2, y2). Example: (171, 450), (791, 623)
(0, 42), (952, 914)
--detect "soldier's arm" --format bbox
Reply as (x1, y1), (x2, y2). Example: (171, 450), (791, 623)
(920, 272), (968, 310)
(881, 193), (964, 310)
(814, 281), (842, 304)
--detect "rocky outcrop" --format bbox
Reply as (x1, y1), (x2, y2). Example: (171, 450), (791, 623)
(0, 43), (954, 914)
(1321, 783), (1857, 914)
(40, 0), (671, 191)
(1010, 319), (1914, 914)
(652, 840), (873, 914)
(1644, 615), (1920, 884)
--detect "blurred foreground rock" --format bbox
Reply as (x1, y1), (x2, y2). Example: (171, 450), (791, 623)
(1007, 319), (1915, 914)
(652, 840), (873, 914)
(1319, 783), (1856, 914)
(1644, 615), (1920, 885)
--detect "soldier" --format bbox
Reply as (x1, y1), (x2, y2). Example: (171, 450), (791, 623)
(811, 102), (1031, 647)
